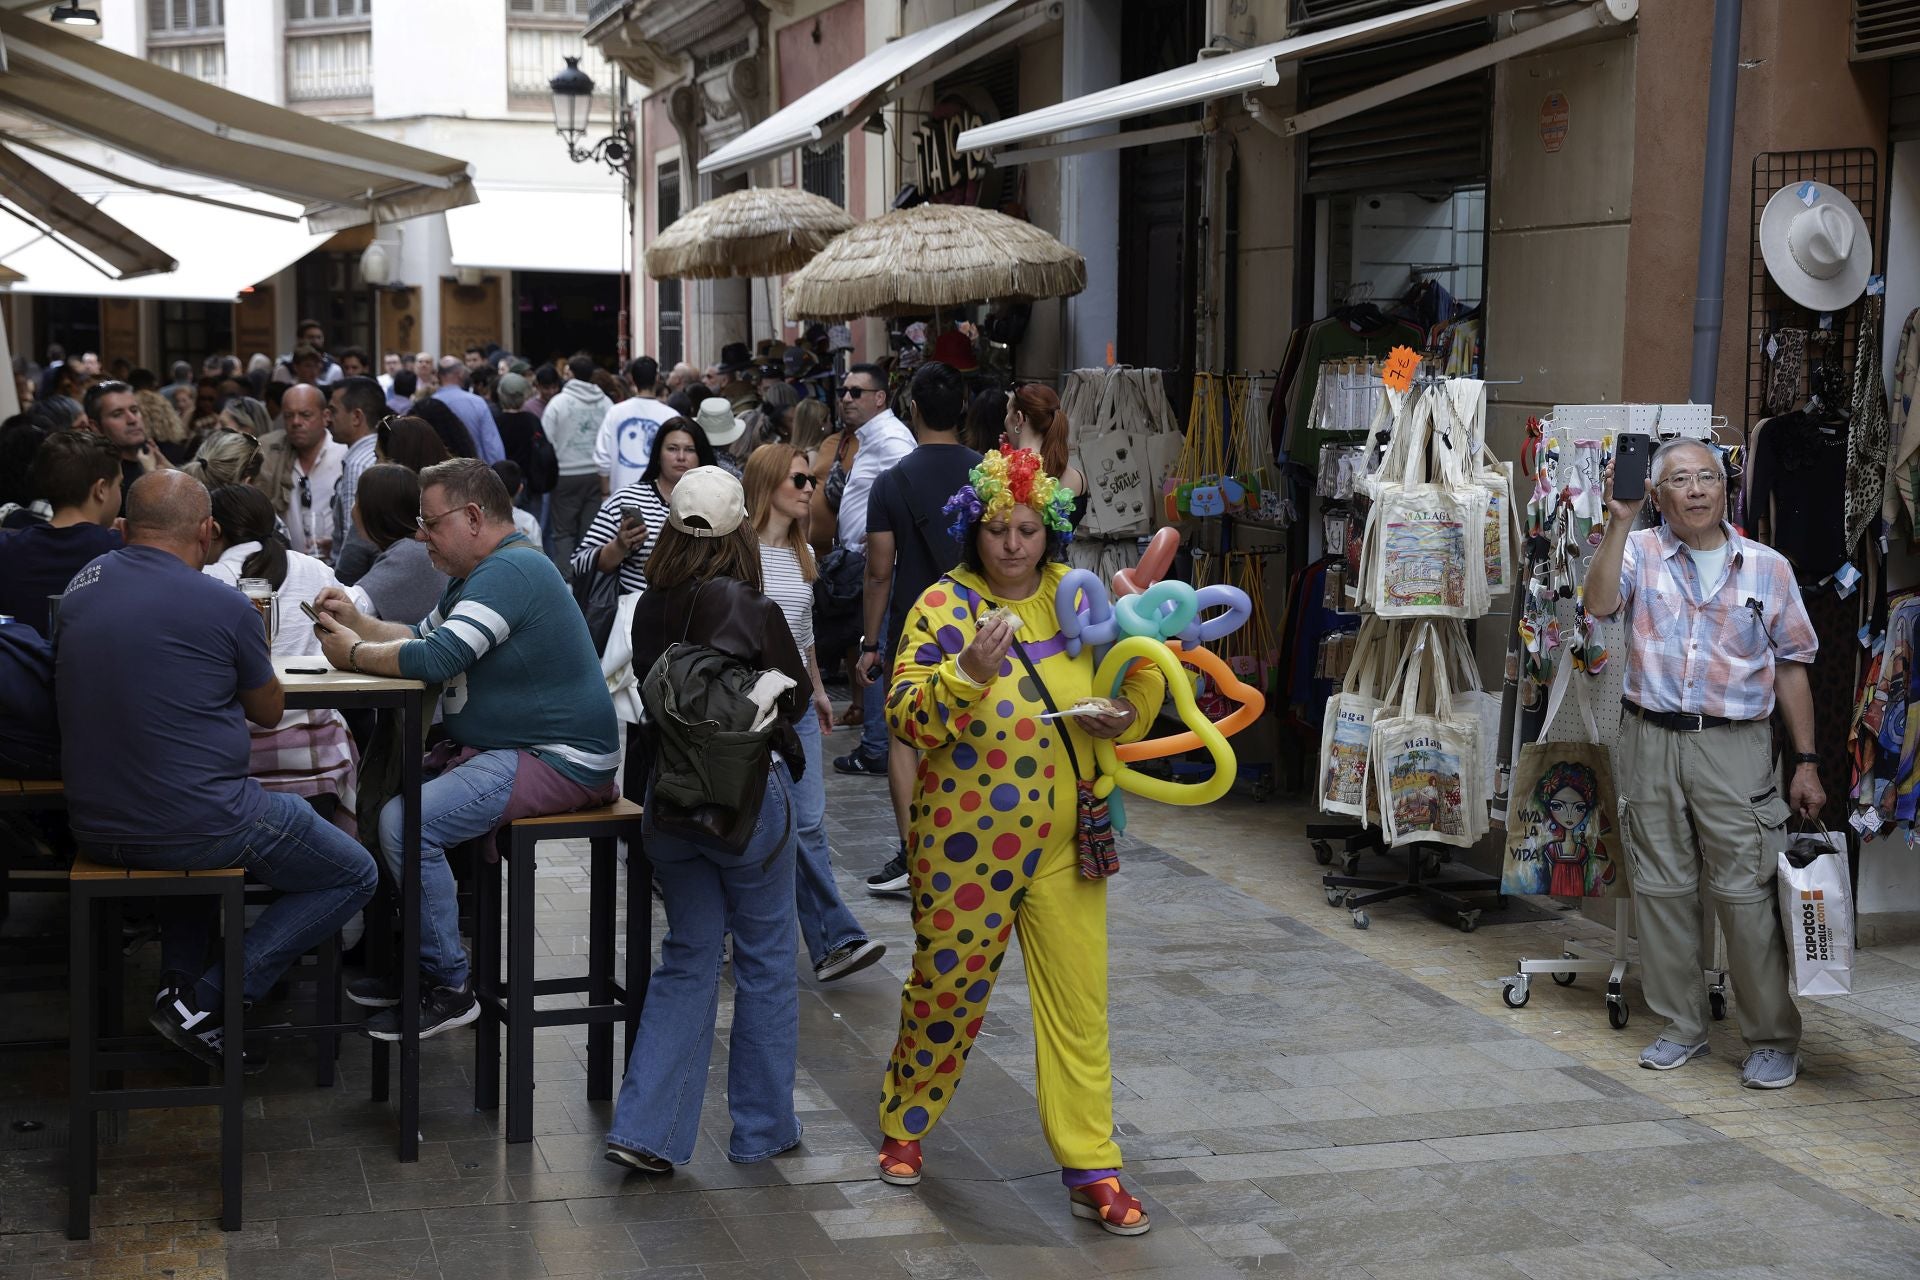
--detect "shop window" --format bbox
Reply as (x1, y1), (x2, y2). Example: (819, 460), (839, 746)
(801, 138), (845, 209)
(656, 164), (683, 368)
(160, 300), (234, 373)
(1322, 186), (1486, 316)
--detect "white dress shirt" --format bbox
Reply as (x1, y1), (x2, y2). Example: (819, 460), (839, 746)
(836, 409), (916, 553)
(285, 438), (347, 557)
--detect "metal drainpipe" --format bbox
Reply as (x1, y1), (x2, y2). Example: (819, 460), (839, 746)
(1688, 0), (1744, 404)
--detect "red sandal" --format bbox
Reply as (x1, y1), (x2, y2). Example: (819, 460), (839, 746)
(1069, 1176), (1151, 1236)
(877, 1137), (922, 1186)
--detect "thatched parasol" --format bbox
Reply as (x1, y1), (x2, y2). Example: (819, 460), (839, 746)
(783, 202), (1085, 322)
(643, 186), (856, 280)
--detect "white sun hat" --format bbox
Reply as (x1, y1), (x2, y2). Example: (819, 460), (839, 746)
(1759, 181), (1872, 314)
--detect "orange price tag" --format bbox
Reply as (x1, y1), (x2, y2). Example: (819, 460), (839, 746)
(1381, 345), (1420, 393)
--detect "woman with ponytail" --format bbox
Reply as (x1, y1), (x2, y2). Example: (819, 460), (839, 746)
(202, 483), (372, 831)
(1004, 384), (1087, 525)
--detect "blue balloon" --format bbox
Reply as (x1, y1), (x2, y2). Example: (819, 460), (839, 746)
(1115, 580), (1197, 642)
(1055, 569), (1117, 659)
(1178, 584), (1253, 646)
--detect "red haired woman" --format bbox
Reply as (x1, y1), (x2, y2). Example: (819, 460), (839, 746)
(1004, 384), (1086, 523)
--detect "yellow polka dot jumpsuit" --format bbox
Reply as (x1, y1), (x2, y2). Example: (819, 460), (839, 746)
(878, 562), (1166, 1171)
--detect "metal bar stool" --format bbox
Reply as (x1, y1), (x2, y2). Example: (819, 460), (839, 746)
(67, 856), (245, 1240)
(472, 799), (648, 1144)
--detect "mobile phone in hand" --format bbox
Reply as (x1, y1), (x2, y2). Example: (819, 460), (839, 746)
(300, 600), (321, 624)
(621, 503), (642, 527)
(1613, 432), (1650, 503)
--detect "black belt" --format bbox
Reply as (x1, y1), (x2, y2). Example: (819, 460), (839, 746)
(1621, 698), (1744, 734)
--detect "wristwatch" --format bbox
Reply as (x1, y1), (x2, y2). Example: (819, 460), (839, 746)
(1790, 752), (1821, 766)
(860, 640), (882, 653)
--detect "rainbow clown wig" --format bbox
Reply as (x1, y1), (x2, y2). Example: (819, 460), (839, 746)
(944, 444), (1077, 544)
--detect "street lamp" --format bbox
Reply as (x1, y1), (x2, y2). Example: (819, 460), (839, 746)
(49, 4), (101, 24)
(550, 56), (631, 180)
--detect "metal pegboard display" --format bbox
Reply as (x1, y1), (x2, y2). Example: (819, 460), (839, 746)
(1745, 149), (1879, 424)
(1523, 406), (1724, 759)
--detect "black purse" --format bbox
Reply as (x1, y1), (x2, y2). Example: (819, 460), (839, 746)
(1010, 640), (1120, 880)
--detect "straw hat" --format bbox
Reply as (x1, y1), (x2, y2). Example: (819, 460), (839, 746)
(643, 187), (856, 280)
(1760, 181), (1872, 313)
(783, 203), (1086, 322)
(695, 396), (746, 446)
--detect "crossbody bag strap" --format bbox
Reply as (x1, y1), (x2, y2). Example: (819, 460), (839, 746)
(1011, 638), (1086, 781)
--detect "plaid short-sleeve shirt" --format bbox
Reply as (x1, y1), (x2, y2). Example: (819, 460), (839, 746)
(1603, 522), (1817, 721)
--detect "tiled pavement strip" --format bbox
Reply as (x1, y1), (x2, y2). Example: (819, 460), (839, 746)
(4, 725), (1920, 1278)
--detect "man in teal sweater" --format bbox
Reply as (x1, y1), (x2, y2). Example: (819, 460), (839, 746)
(315, 458), (620, 1038)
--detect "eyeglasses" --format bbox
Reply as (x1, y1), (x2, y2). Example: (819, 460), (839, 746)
(415, 504), (466, 532)
(838, 385), (878, 399)
(789, 472), (818, 491)
(297, 473), (312, 508)
(1657, 470), (1724, 492)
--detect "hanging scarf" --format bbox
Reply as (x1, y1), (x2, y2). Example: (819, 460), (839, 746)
(1882, 307), (1920, 537)
(1846, 293), (1889, 553)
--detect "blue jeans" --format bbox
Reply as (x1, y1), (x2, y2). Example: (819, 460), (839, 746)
(793, 712), (867, 966)
(377, 748), (519, 989)
(609, 769), (800, 1165)
(90, 790), (377, 1009)
(857, 635), (891, 761)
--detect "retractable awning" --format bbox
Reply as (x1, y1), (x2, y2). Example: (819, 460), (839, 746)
(447, 187), (627, 274)
(0, 143), (174, 279)
(0, 8), (475, 232)
(0, 152), (326, 301)
(698, 0), (1056, 178)
(958, 0), (1635, 161)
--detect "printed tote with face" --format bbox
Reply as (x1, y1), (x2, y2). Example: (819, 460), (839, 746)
(1500, 665), (1626, 898)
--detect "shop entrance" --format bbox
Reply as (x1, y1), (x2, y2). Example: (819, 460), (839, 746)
(514, 270), (621, 367)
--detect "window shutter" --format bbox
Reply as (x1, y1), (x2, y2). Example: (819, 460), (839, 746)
(1298, 21), (1491, 195)
(1290, 0), (1429, 36)
(1854, 0), (1920, 61)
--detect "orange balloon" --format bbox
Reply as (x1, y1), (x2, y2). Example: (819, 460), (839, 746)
(1112, 526), (1180, 598)
(1115, 642), (1267, 762)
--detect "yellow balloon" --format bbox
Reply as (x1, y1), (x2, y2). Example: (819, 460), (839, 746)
(1090, 635), (1236, 806)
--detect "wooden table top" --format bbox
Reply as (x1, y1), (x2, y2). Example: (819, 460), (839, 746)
(274, 657), (424, 694)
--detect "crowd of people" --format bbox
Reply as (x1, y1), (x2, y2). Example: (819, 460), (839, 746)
(0, 322), (1173, 1235)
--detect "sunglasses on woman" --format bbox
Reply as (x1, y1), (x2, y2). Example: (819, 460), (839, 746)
(789, 472), (818, 490)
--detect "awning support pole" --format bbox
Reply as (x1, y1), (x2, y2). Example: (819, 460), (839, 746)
(1688, 0), (1743, 405)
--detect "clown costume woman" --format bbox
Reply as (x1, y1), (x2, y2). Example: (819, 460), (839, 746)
(873, 446), (1167, 1236)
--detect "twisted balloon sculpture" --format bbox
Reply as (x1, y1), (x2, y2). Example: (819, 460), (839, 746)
(1052, 528), (1265, 821)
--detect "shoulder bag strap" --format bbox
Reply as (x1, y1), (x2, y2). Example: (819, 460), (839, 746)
(1011, 638), (1086, 782)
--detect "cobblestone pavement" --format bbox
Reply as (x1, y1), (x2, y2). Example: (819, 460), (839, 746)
(3, 722), (1920, 1279)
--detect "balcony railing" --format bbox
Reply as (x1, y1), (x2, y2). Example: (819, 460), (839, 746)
(507, 26), (614, 103)
(287, 29), (373, 104)
(148, 39), (226, 88)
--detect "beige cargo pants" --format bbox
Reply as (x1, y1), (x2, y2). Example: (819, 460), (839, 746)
(1617, 714), (1801, 1052)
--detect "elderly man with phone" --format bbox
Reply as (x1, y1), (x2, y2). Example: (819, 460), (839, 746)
(1587, 437), (1820, 1090)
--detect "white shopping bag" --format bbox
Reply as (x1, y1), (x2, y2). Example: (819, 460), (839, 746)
(1776, 828), (1854, 997)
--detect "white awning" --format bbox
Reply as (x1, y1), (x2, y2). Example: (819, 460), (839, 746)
(0, 8), (475, 232)
(698, 0), (1042, 178)
(959, 0), (1505, 155)
(0, 155), (326, 301)
(447, 187), (627, 274)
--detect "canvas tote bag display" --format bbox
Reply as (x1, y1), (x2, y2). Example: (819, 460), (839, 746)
(1371, 620), (1486, 848)
(1362, 386), (1489, 620)
(1317, 615), (1407, 819)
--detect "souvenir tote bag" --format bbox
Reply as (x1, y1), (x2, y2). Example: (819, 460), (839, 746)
(1438, 379), (1517, 600)
(1318, 615), (1404, 818)
(1363, 387), (1489, 620)
(1372, 621), (1484, 848)
(1501, 665), (1626, 898)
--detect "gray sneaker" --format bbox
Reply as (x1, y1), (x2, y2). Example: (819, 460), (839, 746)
(815, 938), (886, 982)
(1740, 1048), (1799, 1089)
(1638, 1038), (1709, 1070)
